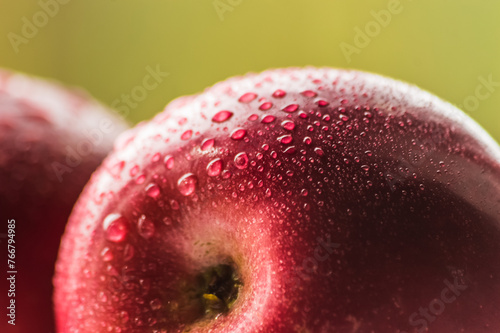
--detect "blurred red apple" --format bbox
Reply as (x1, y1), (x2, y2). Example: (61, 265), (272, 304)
(55, 68), (500, 332)
(0, 69), (127, 333)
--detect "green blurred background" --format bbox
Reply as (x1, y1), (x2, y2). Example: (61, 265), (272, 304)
(1, 0), (499, 141)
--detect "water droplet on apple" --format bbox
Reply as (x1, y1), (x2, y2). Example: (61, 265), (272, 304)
(177, 173), (197, 196)
(151, 153), (161, 162)
(164, 155), (174, 170)
(221, 170), (232, 179)
(272, 89), (286, 98)
(135, 174), (146, 185)
(138, 215), (155, 239)
(299, 111), (308, 119)
(248, 114), (258, 121)
(124, 244), (134, 261)
(301, 90), (317, 97)
(181, 130), (193, 140)
(101, 247), (113, 262)
(261, 115), (276, 123)
(120, 311), (129, 324)
(129, 165), (139, 177)
(207, 158), (223, 176)
(282, 120), (295, 130)
(230, 128), (247, 140)
(145, 183), (161, 198)
(259, 102), (273, 111)
(278, 134), (293, 144)
(170, 199), (180, 210)
(201, 138), (215, 151)
(282, 104), (299, 113)
(238, 92), (257, 103)
(301, 189), (308, 196)
(265, 188), (272, 197)
(361, 165), (370, 171)
(317, 100), (329, 107)
(103, 214), (128, 243)
(234, 152), (249, 169)
(303, 137), (312, 145)
(284, 146), (296, 154)
(314, 147), (324, 156)
(212, 110), (233, 123)
(150, 298), (163, 311)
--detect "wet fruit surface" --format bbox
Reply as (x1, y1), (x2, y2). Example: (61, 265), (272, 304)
(0, 69), (127, 333)
(55, 68), (500, 332)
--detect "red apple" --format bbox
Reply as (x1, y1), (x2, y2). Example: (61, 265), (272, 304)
(0, 69), (127, 333)
(54, 68), (500, 332)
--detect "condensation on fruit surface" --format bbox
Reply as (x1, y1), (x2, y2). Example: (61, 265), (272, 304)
(60, 69), (500, 333)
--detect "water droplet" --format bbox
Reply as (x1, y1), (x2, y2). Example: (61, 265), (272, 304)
(272, 89), (286, 98)
(181, 130), (193, 140)
(262, 144), (270, 151)
(207, 158), (223, 176)
(130, 165), (139, 177)
(314, 147), (324, 156)
(150, 298), (163, 311)
(419, 184), (425, 190)
(164, 155), (175, 170)
(256, 152), (263, 159)
(238, 92), (257, 103)
(317, 100), (329, 107)
(151, 153), (161, 162)
(298, 111), (308, 119)
(265, 188), (272, 197)
(230, 128), (247, 140)
(137, 215), (155, 239)
(304, 203), (311, 211)
(322, 114), (331, 122)
(124, 244), (134, 261)
(339, 114), (349, 122)
(282, 120), (295, 130)
(261, 115), (276, 123)
(284, 146), (296, 154)
(103, 214), (128, 243)
(212, 110), (234, 123)
(234, 152), (249, 169)
(300, 189), (308, 196)
(201, 138), (215, 151)
(221, 170), (232, 179)
(178, 117), (187, 125)
(135, 174), (146, 185)
(177, 173), (197, 196)
(286, 170), (294, 177)
(365, 150), (373, 157)
(170, 199), (180, 210)
(303, 137), (312, 145)
(259, 102), (273, 111)
(361, 165), (370, 171)
(248, 114), (258, 121)
(340, 99), (348, 104)
(282, 104), (299, 113)
(145, 183), (161, 199)
(301, 90), (317, 97)
(271, 151), (278, 159)
(101, 247), (113, 262)
(120, 311), (129, 324)
(278, 134), (293, 144)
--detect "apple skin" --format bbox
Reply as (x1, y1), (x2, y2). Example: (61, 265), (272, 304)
(54, 68), (500, 332)
(0, 69), (127, 333)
